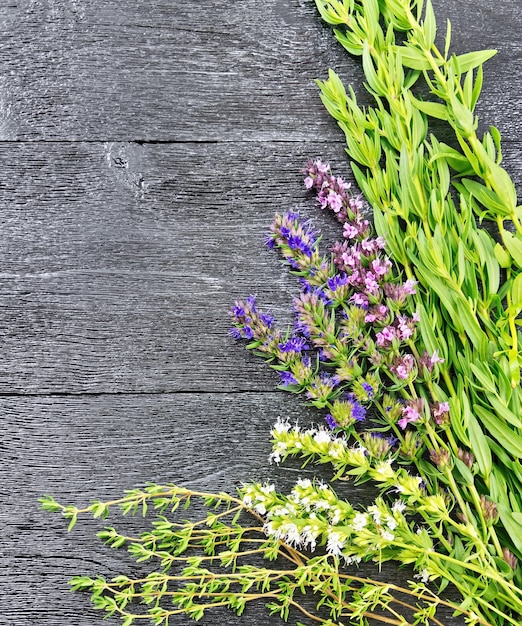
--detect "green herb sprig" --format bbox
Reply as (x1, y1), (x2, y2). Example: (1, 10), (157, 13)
(313, 0), (522, 564)
(40, 486), (468, 625)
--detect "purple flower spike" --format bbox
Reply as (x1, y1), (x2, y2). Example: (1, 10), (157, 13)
(279, 336), (309, 353)
(325, 413), (338, 430)
(279, 371), (298, 387)
(351, 400), (366, 421)
(361, 382), (375, 399)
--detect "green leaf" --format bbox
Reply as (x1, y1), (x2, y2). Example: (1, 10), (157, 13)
(474, 405), (522, 457)
(443, 19), (452, 58)
(502, 230), (522, 267)
(490, 467), (509, 507)
(511, 273), (522, 309)
(490, 125), (503, 163)
(314, 0), (353, 25)
(422, 0), (436, 48)
(362, 41), (386, 96)
(453, 457), (474, 485)
(449, 395), (471, 448)
(334, 28), (364, 55)
(471, 64), (484, 110)
(461, 179), (512, 216)
(394, 45), (434, 70)
(416, 302), (438, 355)
(488, 160), (518, 210)
(494, 242), (512, 268)
(462, 68), (474, 110)
(409, 93), (448, 120)
(453, 298), (487, 353)
(498, 503), (522, 552)
(469, 362), (497, 394)
(67, 513), (78, 532)
(39, 495), (63, 513)
(473, 229), (500, 296)
(489, 394), (522, 429)
(512, 512), (522, 524)
(454, 49), (497, 73)
(467, 412), (492, 478)
(434, 142), (475, 175)
(456, 239), (466, 287)
(447, 86), (475, 136)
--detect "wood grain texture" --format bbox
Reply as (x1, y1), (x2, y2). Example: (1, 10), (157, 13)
(1, 0), (521, 624)
(0, 0), (519, 141)
(0, 141), (520, 395)
(0, 392), (462, 626)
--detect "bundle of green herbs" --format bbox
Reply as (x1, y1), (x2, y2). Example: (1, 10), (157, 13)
(42, 1), (522, 624)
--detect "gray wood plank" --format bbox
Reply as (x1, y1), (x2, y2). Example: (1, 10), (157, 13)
(0, 139), (345, 394)
(0, 140), (520, 394)
(1, 0), (521, 625)
(0, 392), (465, 625)
(0, 0), (519, 141)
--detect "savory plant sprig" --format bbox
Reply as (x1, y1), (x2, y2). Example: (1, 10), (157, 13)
(312, 0), (522, 562)
(40, 485), (469, 626)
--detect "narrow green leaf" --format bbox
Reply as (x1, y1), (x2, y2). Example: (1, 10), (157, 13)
(502, 230), (522, 267)
(454, 49), (497, 73)
(409, 93), (448, 120)
(494, 242), (512, 268)
(461, 178), (511, 216)
(394, 45), (433, 70)
(335, 28), (364, 55)
(467, 412), (492, 478)
(470, 64), (484, 110)
(462, 68), (475, 110)
(417, 302), (437, 355)
(511, 273), (522, 309)
(498, 503), (522, 552)
(449, 395), (471, 448)
(474, 229), (500, 296)
(474, 405), (522, 457)
(489, 395), (522, 429)
(314, 0), (352, 25)
(444, 19), (451, 58)
(422, 0), (436, 48)
(453, 298), (486, 352)
(487, 160), (518, 210)
(490, 467), (509, 507)
(453, 457), (474, 485)
(68, 513), (78, 532)
(456, 239), (466, 287)
(362, 41), (385, 96)
(469, 362), (497, 394)
(490, 125), (503, 163)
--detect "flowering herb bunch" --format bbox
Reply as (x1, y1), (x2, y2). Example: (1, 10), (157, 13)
(311, 0), (522, 583)
(230, 159), (522, 624)
(44, 159), (520, 625)
(40, 483), (471, 626)
(42, 1), (522, 625)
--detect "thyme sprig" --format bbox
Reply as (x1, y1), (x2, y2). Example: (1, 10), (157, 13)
(40, 486), (467, 625)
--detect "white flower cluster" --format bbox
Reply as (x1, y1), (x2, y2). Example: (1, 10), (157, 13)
(241, 478), (412, 565)
(241, 482), (277, 516)
(269, 418), (369, 469)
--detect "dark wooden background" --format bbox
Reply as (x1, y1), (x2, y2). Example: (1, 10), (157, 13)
(1, 1), (520, 624)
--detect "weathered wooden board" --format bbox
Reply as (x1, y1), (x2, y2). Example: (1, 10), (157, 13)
(0, 141), (521, 396)
(0, 0), (519, 141)
(1, 0), (521, 624)
(0, 392), (463, 626)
